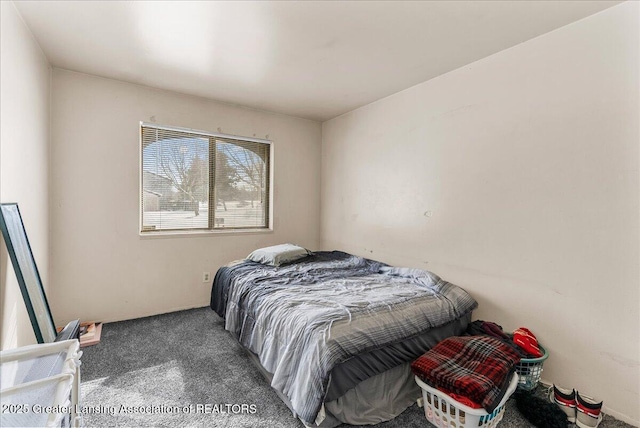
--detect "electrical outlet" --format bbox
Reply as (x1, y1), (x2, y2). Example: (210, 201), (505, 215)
(202, 272), (210, 283)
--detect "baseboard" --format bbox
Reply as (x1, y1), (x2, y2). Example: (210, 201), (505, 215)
(79, 304), (211, 326)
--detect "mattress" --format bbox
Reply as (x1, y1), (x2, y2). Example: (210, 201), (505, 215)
(210, 251), (477, 426)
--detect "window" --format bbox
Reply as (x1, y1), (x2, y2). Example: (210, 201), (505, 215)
(140, 123), (271, 233)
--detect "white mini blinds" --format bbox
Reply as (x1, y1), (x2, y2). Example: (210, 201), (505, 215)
(140, 123), (271, 233)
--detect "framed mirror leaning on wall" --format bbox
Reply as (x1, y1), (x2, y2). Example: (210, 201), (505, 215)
(0, 203), (79, 343)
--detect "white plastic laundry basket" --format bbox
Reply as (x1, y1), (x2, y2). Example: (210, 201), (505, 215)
(415, 373), (519, 428)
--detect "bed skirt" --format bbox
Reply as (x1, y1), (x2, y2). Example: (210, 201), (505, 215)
(245, 350), (419, 427)
(241, 312), (472, 427)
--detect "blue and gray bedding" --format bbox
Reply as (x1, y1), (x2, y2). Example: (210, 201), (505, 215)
(210, 251), (477, 425)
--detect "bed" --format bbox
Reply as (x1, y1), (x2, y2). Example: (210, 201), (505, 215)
(210, 250), (478, 427)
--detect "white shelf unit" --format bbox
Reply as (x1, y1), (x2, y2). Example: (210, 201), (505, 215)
(1, 340), (82, 428)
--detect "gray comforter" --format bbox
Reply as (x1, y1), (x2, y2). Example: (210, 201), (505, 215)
(220, 251), (477, 425)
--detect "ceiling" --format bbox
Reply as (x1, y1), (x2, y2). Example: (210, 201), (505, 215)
(14, 1), (620, 121)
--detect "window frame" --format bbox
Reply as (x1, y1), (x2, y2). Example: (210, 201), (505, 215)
(139, 122), (273, 236)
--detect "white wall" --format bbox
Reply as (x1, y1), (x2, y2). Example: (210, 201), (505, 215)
(0, 2), (51, 350)
(50, 70), (322, 326)
(321, 2), (639, 424)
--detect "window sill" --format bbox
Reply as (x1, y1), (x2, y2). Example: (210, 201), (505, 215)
(139, 228), (273, 239)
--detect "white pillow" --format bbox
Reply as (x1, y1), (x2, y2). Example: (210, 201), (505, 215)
(246, 243), (311, 266)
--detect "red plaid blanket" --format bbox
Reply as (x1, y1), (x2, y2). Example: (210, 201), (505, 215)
(411, 335), (521, 412)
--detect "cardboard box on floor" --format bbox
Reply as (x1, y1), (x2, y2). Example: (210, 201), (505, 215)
(79, 322), (102, 347)
(57, 321), (103, 347)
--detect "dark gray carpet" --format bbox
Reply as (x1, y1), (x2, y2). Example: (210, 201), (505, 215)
(80, 308), (631, 428)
